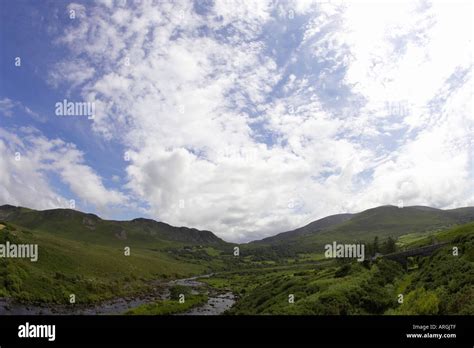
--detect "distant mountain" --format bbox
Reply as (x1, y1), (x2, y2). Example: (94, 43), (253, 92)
(0, 205), (225, 246)
(2, 204), (473, 248)
(255, 213), (354, 245)
(251, 205), (474, 248)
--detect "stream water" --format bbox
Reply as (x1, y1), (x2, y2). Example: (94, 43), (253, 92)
(0, 274), (235, 315)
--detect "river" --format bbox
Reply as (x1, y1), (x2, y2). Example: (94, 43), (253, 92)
(0, 274), (235, 315)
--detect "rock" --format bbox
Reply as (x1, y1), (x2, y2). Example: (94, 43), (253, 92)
(114, 229), (127, 240)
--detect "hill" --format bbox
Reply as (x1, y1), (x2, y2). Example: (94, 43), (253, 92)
(1, 203), (472, 314)
(209, 222), (474, 315)
(250, 205), (474, 251)
(0, 205), (225, 247)
(0, 205), (229, 305)
(254, 213), (354, 245)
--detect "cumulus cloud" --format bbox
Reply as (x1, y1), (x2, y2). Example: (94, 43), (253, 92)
(0, 126), (127, 212)
(33, 0), (474, 242)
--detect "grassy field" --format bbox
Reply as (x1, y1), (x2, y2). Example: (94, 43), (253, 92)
(0, 221), (211, 304)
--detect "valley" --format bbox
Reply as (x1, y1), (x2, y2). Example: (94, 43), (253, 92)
(0, 204), (473, 315)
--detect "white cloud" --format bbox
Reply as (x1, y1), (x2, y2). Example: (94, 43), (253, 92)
(0, 127), (126, 212)
(0, 98), (16, 117)
(43, 0), (474, 242)
(48, 60), (96, 91)
(0, 98), (46, 122)
(67, 2), (86, 18)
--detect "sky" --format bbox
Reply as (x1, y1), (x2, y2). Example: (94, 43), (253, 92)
(0, 0), (472, 243)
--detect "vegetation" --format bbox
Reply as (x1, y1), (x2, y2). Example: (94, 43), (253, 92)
(125, 294), (208, 315)
(0, 220), (209, 304)
(204, 223), (474, 315)
(250, 205), (474, 253)
(0, 204), (473, 315)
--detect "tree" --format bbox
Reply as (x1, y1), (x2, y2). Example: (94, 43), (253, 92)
(383, 236), (397, 254)
(373, 236), (380, 255)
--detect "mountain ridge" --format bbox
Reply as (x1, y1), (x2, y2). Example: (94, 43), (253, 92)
(1, 204), (474, 245)
(249, 205), (474, 246)
(0, 204), (225, 246)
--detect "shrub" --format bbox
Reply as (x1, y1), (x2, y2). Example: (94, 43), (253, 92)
(335, 264), (351, 278)
(394, 287), (439, 315)
(169, 285), (191, 300)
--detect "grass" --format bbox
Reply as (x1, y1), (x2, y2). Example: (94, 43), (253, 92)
(0, 222), (208, 304)
(257, 206), (468, 253)
(1, 205), (473, 316)
(397, 232), (432, 248)
(219, 222), (474, 315)
(397, 222), (474, 249)
(125, 294), (208, 315)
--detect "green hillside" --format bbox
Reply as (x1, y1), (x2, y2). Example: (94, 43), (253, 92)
(211, 222), (474, 315)
(250, 205), (474, 253)
(254, 213), (354, 245)
(1, 204), (472, 315)
(0, 205), (229, 304)
(0, 205), (225, 248)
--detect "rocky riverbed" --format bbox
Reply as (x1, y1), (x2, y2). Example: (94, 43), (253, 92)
(0, 274), (235, 315)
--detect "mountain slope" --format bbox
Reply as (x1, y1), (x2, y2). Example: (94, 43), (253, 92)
(251, 205), (474, 249)
(254, 213), (354, 245)
(0, 205), (225, 247)
(228, 222), (474, 315)
(0, 205), (228, 304)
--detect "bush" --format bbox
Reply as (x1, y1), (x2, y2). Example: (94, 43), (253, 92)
(394, 287), (439, 315)
(335, 264), (351, 278)
(312, 292), (352, 315)
(5, 273), (22, 293)
(169, 285), (191, 300)
(446, 286), (474, 314)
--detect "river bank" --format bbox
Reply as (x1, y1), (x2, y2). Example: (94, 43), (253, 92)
(0, 274), (235, 315)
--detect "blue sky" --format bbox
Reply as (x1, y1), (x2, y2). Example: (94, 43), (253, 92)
(0, 0), (472, 242)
